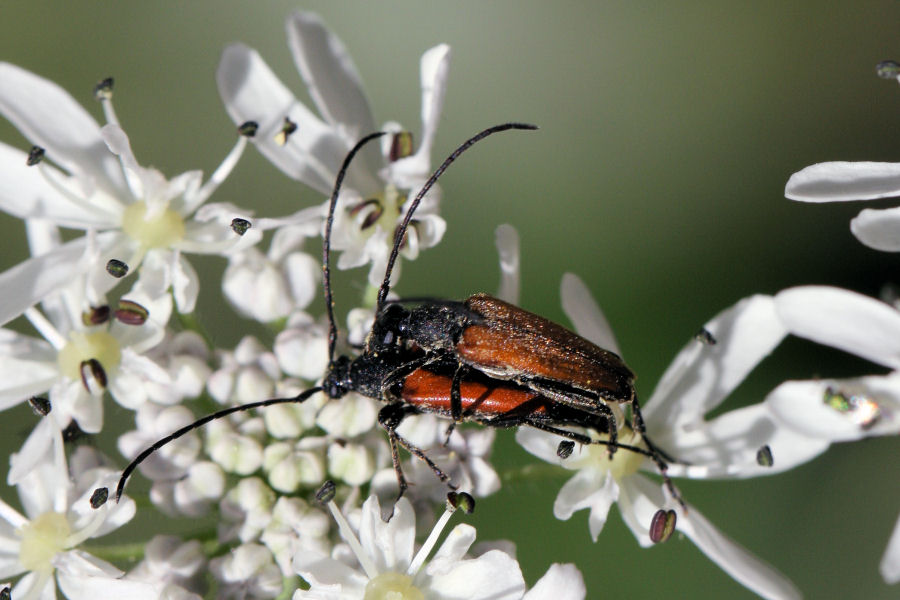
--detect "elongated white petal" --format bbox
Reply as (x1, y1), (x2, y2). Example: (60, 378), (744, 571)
(358, 496), (415, 573)
(678, 504), (802, 600)
(523, 564), (586, 600)
(216, 44), (364, 196)
(0, 232), (118, 327)
(766, 376), (899, 440)
(644, 295), (786, 428)
(493, 224), (520, 304)
(286, 12), (381, 179)
(881, 512), (900, 584)
(661, 403), (830, 478)
(390, 44), (452, 184)
(0, 330), (57, 409)
(0, 143), (117, 228)
(427, 548), (525, 600)
(561, 272), (620, 355)
(851, 206), (900, 251)
(775, 286), (900, 369)
(0, 62), (127, 197)
(786, 161), (900, 202)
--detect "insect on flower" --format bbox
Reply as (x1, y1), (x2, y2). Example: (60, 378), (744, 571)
(111, 122), (680, 508)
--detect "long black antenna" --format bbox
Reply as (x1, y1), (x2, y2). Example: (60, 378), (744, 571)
(115, 386), (322, 501)
(375, 122), (538, 312)
(323, 131), (387, 362)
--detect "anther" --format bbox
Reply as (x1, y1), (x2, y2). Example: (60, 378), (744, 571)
(756, 445), (774, 467)
(557, 440), (575, 459)
(114, 300), (149, 326)
(315, 480), (337, 504)
(447, 491), (475, 514)
(26, 145), (45, 166)
(389, 131), (414, 162)
(274, 117), (297, 146)
(93, 77), (114, 100)
(694, 327), (717, 345)
(238, 121), (259, 137)
(876, 60), (900, 79)
(82, 305), (111, 327)
(231, 218), (251, 236)
(649, 509), (677, 543)
(106, 259), (129, 278)
(29, 396), (51, 416)
(90, 487), (109, 509)
(80, 358), (108, 393)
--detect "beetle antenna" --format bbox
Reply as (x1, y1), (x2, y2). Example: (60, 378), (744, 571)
(376, 122), (538, 312)
(115, 386), (322, 502)
(323, 131), (388, 362)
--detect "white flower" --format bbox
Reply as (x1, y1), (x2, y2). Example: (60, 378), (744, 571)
(293, 494), (534, 600)
(125, 535), (206, 600)
(0, 62), (262, 325)
(517, 274), (803, 600)
(210, 543), (282, 600)
(0, 432), (137, 600)
(770, 286), (900, 584)
(217, 11), (449, 286)
(1, 279), (173, 484)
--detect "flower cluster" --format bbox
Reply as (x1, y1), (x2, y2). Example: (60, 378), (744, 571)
(0, 10), (895, 600)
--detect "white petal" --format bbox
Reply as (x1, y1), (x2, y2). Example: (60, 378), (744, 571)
(494, 224), (520, 304)
(785, 161), (900, 202)
(0, 232), (118, 327)
(560, 272), (620, 355)
(0, 331), (57, 409)
(390, 44), (452, 183)
(285, 11), (382, 181)
(766, 376), (899, 440)
(644, 295), (786, 428)
(662, 403), (830, 478)
(678, 506), (802, 600)
(0, 62), (126, 197)
(358, 495), (415, 573)
(172, 253), (199, 313)
(554, 469), (616, 541)
(216, 44), (356, 196)
(8, 417), (55, 485)
(427, 549), (525, 600)
(523, 564), (585, 600)
(0, 143), (116, 228)
(775, 286), (900, 369)
(851, 206), (900, 251)
(881, 511), (900, 584)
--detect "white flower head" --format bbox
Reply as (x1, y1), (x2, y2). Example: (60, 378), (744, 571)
(517, 274), (803, 600)
(0, 431), (136, 600)
(0, 63), (263, 324)
(294, 493), (530, 600)
(217, 11), (450, 287)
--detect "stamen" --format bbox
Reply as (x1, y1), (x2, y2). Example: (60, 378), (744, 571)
(35, 164), (116, 219)
(407, 496), (460, 575)
(94, 77), (120, 127)
(649, 509), (677, 543)
(24, 307), (67, 350)
(64, 500), (109, 547)
(324, 497), (378, 579)
(274, 117), (297, 146)
(26, 146), (45, 166)
(114, 299), (149, 326)
(106, 259), (129, 278)
(189, 134), (251, 211)
(82, 305), (111, 327)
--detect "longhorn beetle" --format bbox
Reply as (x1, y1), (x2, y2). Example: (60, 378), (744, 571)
(114, 122), (678, 506)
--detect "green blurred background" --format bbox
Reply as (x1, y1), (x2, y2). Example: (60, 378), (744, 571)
(1, 1), (898, 598)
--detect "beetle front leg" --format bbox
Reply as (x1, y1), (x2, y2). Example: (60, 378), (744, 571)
(443, 363), (465, 445)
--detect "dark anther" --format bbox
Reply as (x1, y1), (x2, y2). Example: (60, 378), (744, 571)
(876, 60), (900, 79)
(238, 121), (259, 137)
(115, 299), (149, 326)
(231, 218), (251, 236)
(80, 358), (108, 391)
(82, 305), (111, 327)
(0, 585), (10, 600)
(275, 116), (298, 146)
(389, 131), (414, 162)
(649, 508), (677, 544)
(315, 480), (337, 504)
(62, 420), (85, 443)
(90, 487), (109, 509)
(29, 396), (51, 416)
(756, 445), (774, 467)
(557, 440), (575, 459)
(27, 145), (45, 166)
(694, 327), (717, 345)
(447, 491), (476, 514)
(106, 259), (129, 278)
(93, 77), (114, 100)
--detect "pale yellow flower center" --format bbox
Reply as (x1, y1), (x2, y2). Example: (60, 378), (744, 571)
(364, 572), (424, 600)
(579, 427), (646, 480)
(18, 512), (71, 574)
(57, 331), (121, 380)
(121, 200), (185, 249)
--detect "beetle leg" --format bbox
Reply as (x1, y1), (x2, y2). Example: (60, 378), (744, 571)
(521, 419), (656, 459)
(377, 403), (456, 500)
